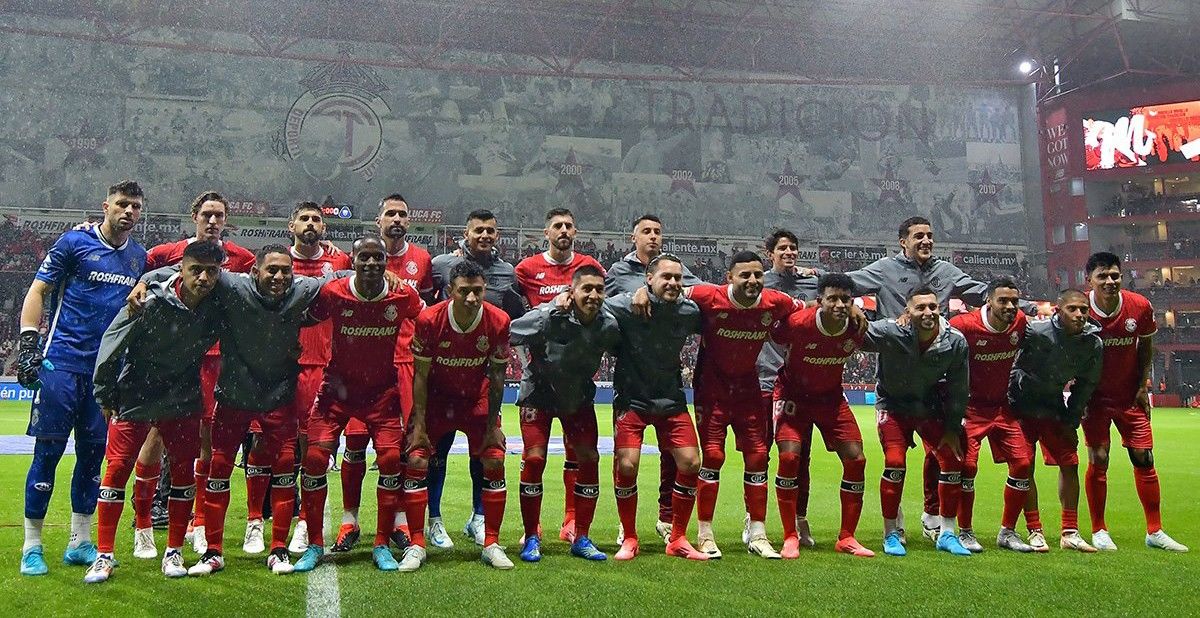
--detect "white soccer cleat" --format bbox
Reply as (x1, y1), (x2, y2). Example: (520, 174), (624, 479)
(83, 554), (116, 584)
(267, 548), (295, 574)
(996, 528), (1034, 553)
(187, 550), (225, 576)
(796, 517), (816, 548)
(654, 520), (673, 544)
(1091, 529), (1118, 552)
(616, 523), (625, 546)
(161, 549), (187, 578)
(921, 512), (941, 543)
(243, 519), (266, 555)
(398, 545), (427, 572)
(741, 514), (751, 545)
(289, 519), (310, 554)
(1060, 530), (1097, 553)
(191, 525), (208, 555)
(481, 543), (514, 570)
(426, 518), (454, 550)
(747, 534), (781, 559)
(1146, 530), (1189, 553)
(697, 534), (722, 559)
(958, 529), (984, 553)
(463, 514), (485, 546)
(1027, 530), (1050, 553)
(133, 527), (158, 559)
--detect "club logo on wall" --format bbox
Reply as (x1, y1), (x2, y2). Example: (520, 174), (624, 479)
(283, 52), (391, 181)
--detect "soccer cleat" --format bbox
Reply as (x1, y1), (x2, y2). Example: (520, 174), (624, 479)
(481, 543), (514, 570)
(150, 503), (170, 530)
(161, 548), (187, 578)
(958, 529), (984, 553)
(398, 545), (427, 572)
(1027, 529), (1050, 553)
(996, 528), (1034, 553)
(20, 546), (48, 576)
(741, 514), (751, 545)
(373, 545), (399, 571)
(746, 534), (781, 559)
(463, 514), (485, 546)
(187, 550), (225, 576)
(781, 536), (801, 559)
(883, 530), (907, 557)
(665, 536), (710, 561)
(1146, 530), (1189, 553)
(614, 538), (640, 561)
(267, 548), (295, 574)
(243, 519), (266, 555)
(1091, 529), (1118, 552)
(921, 514), (941, 544)
(936, 530), (972, 556)
(426, 518), (454, 550)
(796, 517), (816, 548)
(191, 525), (208, 555)
(520, 535), (542, 562)
(63, 541), (98, 566)
(289, 519), (310, 554)
(390, 528), (412, 552)
(83, 554), (116, 583)
(133, 527), (158, 559)
(293, 546), (324, 573)
(835, 537), (876, 558)
(569, 536), (607, 561)
(331, 524), (361, 553)
(654, 520), (673, 544)
(1060, 530), (1098, 553)
(559, 519), (576, 543)
(897, 527), (908, 546)
(696, 535), (722, 559)
(616, 523), (625, 546)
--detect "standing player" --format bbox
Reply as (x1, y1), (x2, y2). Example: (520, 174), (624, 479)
(1009, 289), (1104, 552)
(85, 241), (224, 582)
(864, 288), (971, 557)
(770, 274), (874, 558)
(1081, 252), (1187, 552)
(510, 265), (618, 562)
(295, 235), (424, 572)
(947, 277), (1034, 553)
(513, 207), (604, 547)
(402, 260), (514, 571)
(17, 180), (146, 576)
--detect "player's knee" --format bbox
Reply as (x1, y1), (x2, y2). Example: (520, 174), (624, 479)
(104, 458), (136, 485)
(480, 456), (504, 473)
(839, 442), (865, 462)
(742, 451), (769, 473)
(1128, 448), (1154, 469)
(302, 447), (332, 476)
(700, 448), (726, 470)
(1088, 446), (1110, 468)
(614, 458), (639, 480)
(676, 453), (701, 475)
(573, 446), (599, 464)
(407, 456), (429, 472)
(1008, 459), (1032, 480)
(521, 451), (547, 470)
(375, 449), (402, 475)
(883, 448), (907, 470)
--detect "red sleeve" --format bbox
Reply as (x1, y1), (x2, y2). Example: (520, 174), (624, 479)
(768, 289), (797, 320)
(586, 255), (606, 276)
(513, 260), (532, 296)
(401, 287), (424, 320)
(491, 313), (512, 361)
(229, 244), (256, 273)
(307, 284), (336, 321)
(948, 313), (968, 332)
(418, 253), (434, 294)
(334, 252), (352, 271)
(412, 311), (434, 359)
(1138, 295), (1157, 337)
(145, 244), (169, 269)
(687, 284), (716, 308)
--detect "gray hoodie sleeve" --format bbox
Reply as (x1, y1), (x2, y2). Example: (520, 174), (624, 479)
(510, 305), (549, 348)
(680, 264), (703, 287)
(847, 258), (886, 296)
(93, 302), (142, 410)
(605, 261), (631, 297)
(942, 334), (970, 429)
(140, 264), (179, 284)
(1066, 336), (1105, 425)
(861, 319), (897, 353)
(946, 263), (988, 308)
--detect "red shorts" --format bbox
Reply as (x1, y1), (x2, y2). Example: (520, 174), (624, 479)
(774, 397), (862, 451)
(1081, 403), (1153, 450)
(876, 409), (950, 452)
(412, 405), (505, 460)
(106, 414), (202, 464)
(695, 395), (770, 454)
(211, 403), (297, 462)
(294, 365), (325, 434)
(308, 389), (404, 450)
(964, 405), (1032, 466)
(613, 408), (699, 452)
(199, 355), (220, 427)
(1020, 417), (1080, 466)
(519, 405), (599, 452)
(346, 363), (414, 438)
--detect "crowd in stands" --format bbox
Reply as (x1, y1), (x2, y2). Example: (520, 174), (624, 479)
(1106, 190), (1200, 217)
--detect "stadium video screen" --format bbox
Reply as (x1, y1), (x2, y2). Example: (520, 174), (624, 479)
(1083, 99), (1200, 171)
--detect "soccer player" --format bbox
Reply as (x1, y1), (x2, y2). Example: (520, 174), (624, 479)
(770, 273), (874, 558)
(607, 255), (707, 561)
(402, 260), (514, 571)
(947, 277), (1034, 553)
(1081, 252), (1187, 551)
(513, 207), (605, 547)
(295, 235), (424, 572)
(85, 240), (224, 582)
(17, 180), (146, 576)
(605, 214), (701, 544)
(1009, 289), (1104, 553)
(510, 264), (618, 562)
(864, 287), (971, 557)
(427, 209), (524, 547)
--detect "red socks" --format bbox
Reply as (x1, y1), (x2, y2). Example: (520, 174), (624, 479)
(299, 447), (331, 548)
(1133, 466), (1162, 533)
(403, 467), (429, 548)
(1085, 464), (1108, 533)
(839, 457), (866, 540)
(572, 461), (599, 539)
(245, 454), (271, 522)
(1024, 509), (1043, 532)
(481, 466), (507, 546)
(519, 455), (547, 537)
(203, 453), (235, 553)
(562, 445), (578, 523)
(669, 472), (699, 542)
(193, 458), (209, 527)
(133, 460), (161, 530)
(614, 469), (639, 541)
(775, 451), (801, 538)
(743, 451), (769, 523)
(97, 460), (134, 554)
(340, 435), (369, 514)
(1002, 475), (1030, 531)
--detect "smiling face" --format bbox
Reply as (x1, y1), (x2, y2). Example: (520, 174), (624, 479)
(900, 223), (934, 263)
(906, 292), (940, 332)
(769, 237), (798, 271)
(819, 286), (853, 323)
(352, 238), (388, 287)
(571, 273), (606, 320)
(1088, 264), (1122, 302)
(252, 252), (294, 300)
(465, 216), (498, 254)
(728, 260), (764, 303)
(647, 259), (683, 301)
(987, 286), (1021, 329)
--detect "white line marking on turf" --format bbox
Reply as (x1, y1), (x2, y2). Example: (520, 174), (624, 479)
(306, 488), (340, 618)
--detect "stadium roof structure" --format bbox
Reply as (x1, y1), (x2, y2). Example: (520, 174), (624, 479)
(2, 0), (1196, 95)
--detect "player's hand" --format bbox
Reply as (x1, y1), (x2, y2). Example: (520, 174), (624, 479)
(406, 426), (430, 454)
(383, 270), (403, 290)
(102, 407), (116, 422)
(1135, 386), (1151, 414)
(631, 285), (652, 318)
(72, 220), (98, 231)
(318, 239), (342, 255)
(16, 331), (48, 389)
(848, 304), (868, 334)
(126, 282), (149, 316)
(938, 431), (963, 461)
(553, 291), (571, 311)
(895, 312), (910, 327)
(794, 266), (816, 278)
(477, 424), (505, 457)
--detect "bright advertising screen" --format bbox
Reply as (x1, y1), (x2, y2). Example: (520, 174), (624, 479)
(1084, 99), (1200, 171)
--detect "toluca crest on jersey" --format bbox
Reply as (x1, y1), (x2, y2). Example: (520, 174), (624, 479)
(384, 305), (398, 321)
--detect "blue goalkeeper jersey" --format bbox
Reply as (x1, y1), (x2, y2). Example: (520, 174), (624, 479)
(34, 227), (146, 374)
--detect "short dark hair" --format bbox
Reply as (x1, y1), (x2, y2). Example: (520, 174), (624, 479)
(467, 209), (496, 224)
(108, 180), (144, 199)
(817, 273), (856, 296)
(352, 233), (385, 254)
(647, 253), (681, 274)
(986, 276), (1020, 297)
(729, 251), (763, 270)
(898, 216), (931, 239)
(906, 285), (938, 301)
(1085, 251), (1121, 275)
(378, 193), (407, 211)
(572, 264), (605, 283)
(290, 201), (322, 221)
(545, 207), (574, 222)
(449, 259), (486, 284)
(255, 244), (291, 265)
(189, 191), (228, 217)
(1058, 288), (1087, 303)
(765, 229), (798, 252)
(182, 240), (226, 264)
(633, 214), (661, 229)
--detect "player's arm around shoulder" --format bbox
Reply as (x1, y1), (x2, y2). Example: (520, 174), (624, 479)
(93, 297), (147, 415)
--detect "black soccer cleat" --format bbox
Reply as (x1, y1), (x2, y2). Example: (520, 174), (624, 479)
(331, 525), (361, 553)
(390, 528), (411, 552)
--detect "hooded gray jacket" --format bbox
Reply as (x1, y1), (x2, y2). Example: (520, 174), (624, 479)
(431, 241), (525, 319)
(848, 254), (988, 319)
(605, 291), (701, 415)
(864, 316), (969, 429)
(1008, 316), (1104, 427)
(510, 302), (621, 413)
(757, 267), (824, 392)
(605, 251), (702, 297)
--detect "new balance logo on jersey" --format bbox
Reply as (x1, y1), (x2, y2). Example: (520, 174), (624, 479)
(805, 343), (818, 349)
(342, 310), (354, 317)
(976, 339), (988, 346)
(87, 271), (138, 286)
(535, 272), (546, 280)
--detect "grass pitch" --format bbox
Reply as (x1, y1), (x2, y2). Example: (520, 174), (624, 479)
(1, 402), (1198, 616)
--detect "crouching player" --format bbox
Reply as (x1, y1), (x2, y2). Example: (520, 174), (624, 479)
(295, 235), (424, 572)
(511, 265), (619, 561)
(85, 240), (224, 582)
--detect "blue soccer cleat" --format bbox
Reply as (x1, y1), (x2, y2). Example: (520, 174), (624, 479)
(63, 541), (98, 566)
(372, 545), (399, 571)
(520, 535), (542, 563)
(293, 545), (325, 573)
(21, 546), (48, 576)
(936, 530), (972, 556)
(883, 530), (907, 557)
(569, 536), (607, 561)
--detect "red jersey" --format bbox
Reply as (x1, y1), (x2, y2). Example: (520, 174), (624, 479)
(146, 238), (256, 357)
(1088, 289), (1157, 406)
(689, 285), (798, 401)
(386, 241), (435, 364)
(771, 306), (863, 406)
(412, 300), (511, 413)
(308, 276), (423, 405)
(291, 246), (353, 366)
(949, 308), (1027, 409)
(514, 251), (606, 307)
